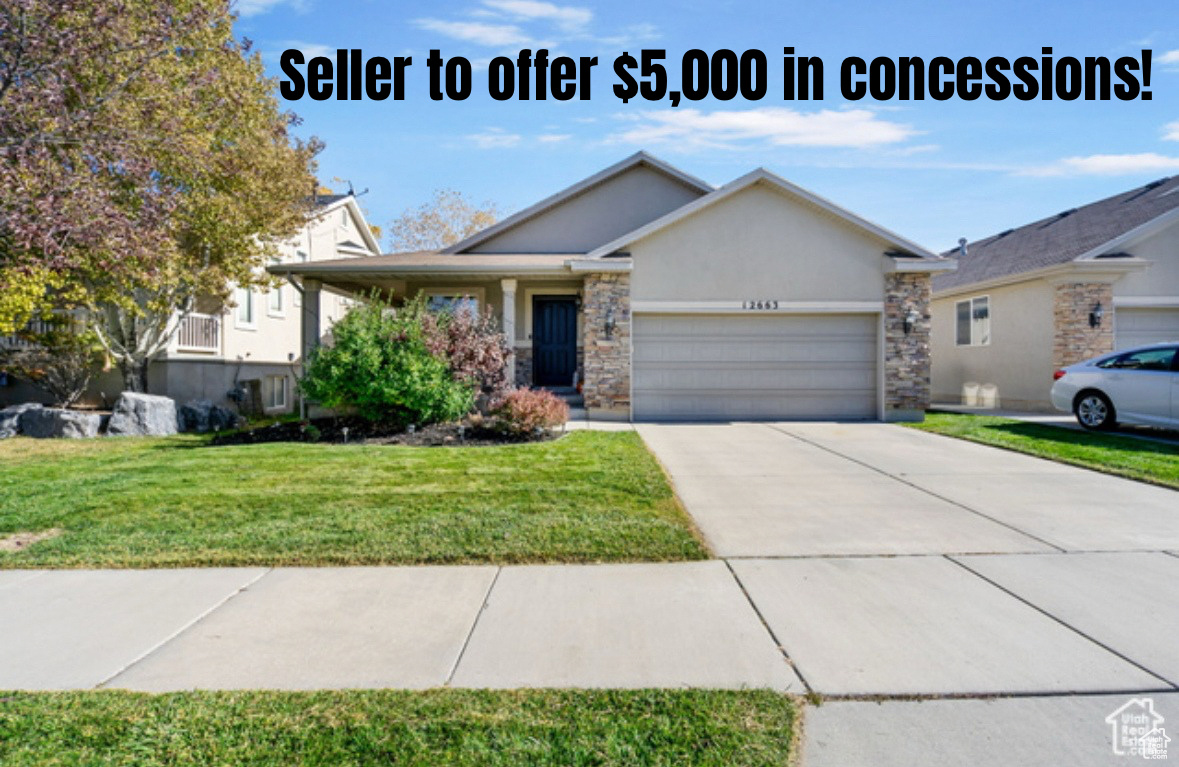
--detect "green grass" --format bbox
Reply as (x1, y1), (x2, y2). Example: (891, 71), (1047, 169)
(0, 689), (797, 766)
(907, 412), (1179, 489)
(0, 432), (708, 568)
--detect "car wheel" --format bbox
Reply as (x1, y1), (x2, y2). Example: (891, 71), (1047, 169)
(1074, 391), (1116, 431)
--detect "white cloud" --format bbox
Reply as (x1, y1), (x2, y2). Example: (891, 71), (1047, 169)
(538, 133), (572, 143)
(481, 0), (592, 30)
(1020, 153), (1179, 177)
(235, 0), (305, 18)
(608, 107), (918, 151)
(1159, 50), (1179, 65)
(466, 129), (523, 149)
(413, 19), (531, 47)
(1164, 121), (1179, 142)
(280, 40), (333, 60)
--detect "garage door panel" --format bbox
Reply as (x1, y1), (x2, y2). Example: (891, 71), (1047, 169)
(1115, 308), (1179, 349)
(633, 314), (878, 421)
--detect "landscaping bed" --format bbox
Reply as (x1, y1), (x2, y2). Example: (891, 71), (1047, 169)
(0, 431), (708, 568)
(0, 689), (796, 767)
(211, 415), (559, 447)
(907, 412), (1179, 489)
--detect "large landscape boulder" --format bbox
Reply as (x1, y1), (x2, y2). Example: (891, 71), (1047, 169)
(20, 408), (101, 439)
(0, 403), (43, 439)
(107, 392), (179, 437)
(178, 399), (239, 433)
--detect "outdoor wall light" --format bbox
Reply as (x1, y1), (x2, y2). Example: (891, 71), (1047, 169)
(604, 308), (616, 340)
(1089, 301), (1104, 328)
(903, 307), (921, 335)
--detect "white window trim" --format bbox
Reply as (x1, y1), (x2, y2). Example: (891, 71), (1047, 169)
(264, 375), (288, 411)
(267, 280), (285, 319)
(955, 294), (991, 347)
(234, 287), (257, 331)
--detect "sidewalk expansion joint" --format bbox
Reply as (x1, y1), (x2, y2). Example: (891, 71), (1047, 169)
(723, 558), (815, 696)
(765, 424), (1067, 554)
(945, 555), (1178, 690)
(445, 565), (502, 686)
(94, 567), (273, 690)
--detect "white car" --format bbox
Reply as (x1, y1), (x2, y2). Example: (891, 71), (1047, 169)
(1051, 343), (1179, 430)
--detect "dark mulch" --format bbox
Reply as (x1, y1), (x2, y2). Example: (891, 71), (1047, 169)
(210, 416), (558, 447)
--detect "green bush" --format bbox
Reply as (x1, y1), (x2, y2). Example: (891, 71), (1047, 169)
(299, 295), (473, 426)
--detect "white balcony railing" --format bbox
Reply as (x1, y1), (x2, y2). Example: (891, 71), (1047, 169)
(176, 313), (221, 353)
(0, 317), (62, 350)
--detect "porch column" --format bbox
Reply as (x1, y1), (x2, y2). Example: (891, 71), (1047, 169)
(301, 278), (322, 363)
(500, 278), (518, 385)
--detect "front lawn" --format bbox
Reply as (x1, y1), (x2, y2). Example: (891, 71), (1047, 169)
(0, 432), (708, 568)
(0, 689), (797, 767)
(907, 412), (1179, 489)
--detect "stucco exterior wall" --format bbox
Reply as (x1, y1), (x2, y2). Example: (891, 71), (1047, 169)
(469, 165), (705, 254)
(930, 280), (1056, 411)
(628, 183), (886, 302)
(1112, 220), (1179, 298)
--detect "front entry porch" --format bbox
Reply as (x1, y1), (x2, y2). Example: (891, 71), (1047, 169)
(271, 254), (633, 421)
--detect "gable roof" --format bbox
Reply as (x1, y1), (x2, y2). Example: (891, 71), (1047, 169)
(934, 175), (1179, 292)
(442, 151), (714, 254)
(585, 168), (941, 260)
(309, 194), (382, 255)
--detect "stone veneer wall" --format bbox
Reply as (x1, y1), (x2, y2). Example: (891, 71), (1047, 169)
(582, 273), (630, 414)
(1053, 282), (1114, 369)
(883, 272), (931, 420)
(514, 347), (533, 387)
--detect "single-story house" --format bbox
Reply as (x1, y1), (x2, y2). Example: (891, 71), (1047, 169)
(931, 175), (1179, 411)
(273, 152), (953, 422)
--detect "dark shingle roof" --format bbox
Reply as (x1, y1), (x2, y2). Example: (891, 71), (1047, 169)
(311, 193), (352, 207)
(933, 176), (1179, 292)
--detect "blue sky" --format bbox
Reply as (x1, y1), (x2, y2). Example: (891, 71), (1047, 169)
(234, 0), (1179, 252)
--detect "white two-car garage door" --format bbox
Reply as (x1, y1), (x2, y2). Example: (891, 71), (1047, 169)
(1115, 308), (1179, 350)
(632, 313), (879, 421)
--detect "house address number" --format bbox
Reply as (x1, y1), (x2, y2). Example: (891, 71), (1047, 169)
(742, 300), (780, 310)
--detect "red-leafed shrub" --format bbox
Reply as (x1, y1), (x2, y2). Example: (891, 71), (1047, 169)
(492, 388), (569, 436)
(422, 305), (512, 395)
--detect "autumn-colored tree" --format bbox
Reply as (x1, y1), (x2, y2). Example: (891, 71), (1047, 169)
(387, 189), (499, 252)
(0, 0), (319, 390)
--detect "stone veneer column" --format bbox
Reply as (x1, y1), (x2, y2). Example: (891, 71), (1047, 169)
(1053, 282), (1114, 369)
(582, 272), (631, 418)
(883, 272), (931, 421)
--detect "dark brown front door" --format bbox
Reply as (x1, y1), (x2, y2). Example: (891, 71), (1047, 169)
(532, 297), (577, 387)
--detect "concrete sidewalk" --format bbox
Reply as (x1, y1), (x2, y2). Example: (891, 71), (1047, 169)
(2, 554), (1176, 696)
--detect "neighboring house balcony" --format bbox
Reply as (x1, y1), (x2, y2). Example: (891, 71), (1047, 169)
(173, 312), (222, 354)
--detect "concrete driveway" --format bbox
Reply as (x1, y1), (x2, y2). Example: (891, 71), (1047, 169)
(637, 421), (1179, 556)
(638, 421), (1179, 764)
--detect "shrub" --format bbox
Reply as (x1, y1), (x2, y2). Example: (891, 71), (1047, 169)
(299, 295), (473, 426)
(1, 315), (102, 407)
(492, 388), (569, 436)
(421, 303), (511, 395)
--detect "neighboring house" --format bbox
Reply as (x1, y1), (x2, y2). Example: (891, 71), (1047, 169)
(0, 192), (380, 413)
(273, 152), (952, 422)
(931, 176), (1179, 411)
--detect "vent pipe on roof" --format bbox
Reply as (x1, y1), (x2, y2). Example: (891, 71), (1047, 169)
(958, 237), (968, 257)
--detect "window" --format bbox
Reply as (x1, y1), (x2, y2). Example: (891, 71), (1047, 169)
(1097, 347), (1177, 371)
(267, 262), (284, 316)
(955, 296), (990, 346)
(264, 375), (288, 410)
(426, 294), (479, 318)
(235, 287), (255, 328)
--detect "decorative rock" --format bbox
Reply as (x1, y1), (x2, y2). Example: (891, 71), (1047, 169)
(20, 408), (101, 439)
(0, 403), (42, 439)
(107, 392), (179, 437)
(179, 399), (238, 433)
